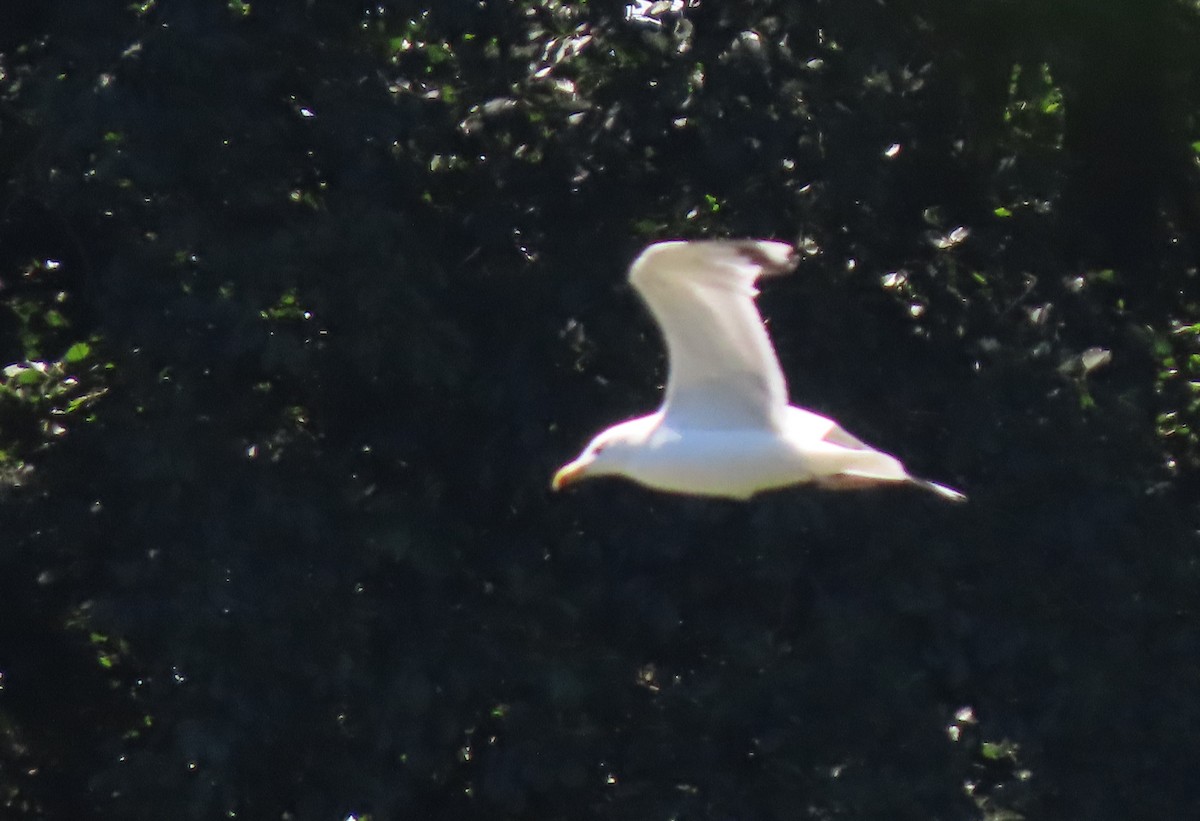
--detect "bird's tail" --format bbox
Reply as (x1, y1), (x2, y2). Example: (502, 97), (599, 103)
(909, 477), (967, 503)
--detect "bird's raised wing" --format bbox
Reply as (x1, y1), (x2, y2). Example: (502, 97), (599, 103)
(629, 239), (797, 430)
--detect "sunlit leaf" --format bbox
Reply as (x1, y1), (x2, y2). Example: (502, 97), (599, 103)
(64, 342), (92, 363)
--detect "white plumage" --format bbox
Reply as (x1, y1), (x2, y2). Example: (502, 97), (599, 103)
(553, 239), (965, 501)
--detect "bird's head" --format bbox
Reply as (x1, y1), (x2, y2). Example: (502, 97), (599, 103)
(551, 416), (658, 491)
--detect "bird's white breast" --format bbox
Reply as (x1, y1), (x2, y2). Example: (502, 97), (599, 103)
(625, 426), (813, 499)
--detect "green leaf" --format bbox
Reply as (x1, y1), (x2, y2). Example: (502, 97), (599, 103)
(993, 206), (1012, 218)
(65, 396), (91, 414)
(64, 342), (92, 363)
(980, 740), (1018, 761)
(16, 368), (44, 386)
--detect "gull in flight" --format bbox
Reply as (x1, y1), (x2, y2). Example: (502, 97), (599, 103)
(553, 239), (966, 501)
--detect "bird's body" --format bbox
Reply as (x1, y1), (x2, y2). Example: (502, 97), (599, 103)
(553, 239), (965, 502)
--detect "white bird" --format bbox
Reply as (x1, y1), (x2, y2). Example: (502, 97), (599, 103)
(552, 239), (966, 502)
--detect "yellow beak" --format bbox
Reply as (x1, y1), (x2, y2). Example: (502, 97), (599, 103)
(551, 460), (587, 491)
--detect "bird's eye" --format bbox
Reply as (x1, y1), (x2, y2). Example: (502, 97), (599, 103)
(593, 443), (607, 454)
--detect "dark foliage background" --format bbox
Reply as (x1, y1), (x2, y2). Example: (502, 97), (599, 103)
(2, 1), (1199, 819)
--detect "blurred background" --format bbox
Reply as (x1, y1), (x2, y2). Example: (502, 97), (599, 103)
(2, 1), (1199, 818)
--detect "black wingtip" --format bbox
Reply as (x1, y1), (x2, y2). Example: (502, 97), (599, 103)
(734, 241), (799, 276)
